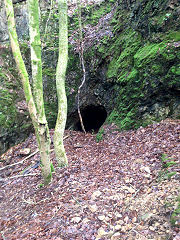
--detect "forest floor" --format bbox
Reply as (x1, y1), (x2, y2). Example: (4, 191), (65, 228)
(0, 119), (179, 240)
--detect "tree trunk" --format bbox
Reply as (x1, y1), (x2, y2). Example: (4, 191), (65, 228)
(27, 0), (52, 185)
(4, 0), (52, 185)
(54, 0), (68, 167)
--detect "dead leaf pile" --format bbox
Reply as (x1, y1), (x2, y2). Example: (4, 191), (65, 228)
(0, 119), (179, 240)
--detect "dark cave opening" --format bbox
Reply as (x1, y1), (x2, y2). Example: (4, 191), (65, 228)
(75, 105), (107, 132)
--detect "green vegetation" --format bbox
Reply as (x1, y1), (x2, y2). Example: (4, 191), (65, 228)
(85, 0), (115, 26)
(50, 162), (55, 172)
(96, 127), (105, 142)
(104, 11), (180, 130)
(158, 154), (177, 181)
(170, 195), (180, 228)
(79, 1), (180, 131)
(0, 65), (22, 132)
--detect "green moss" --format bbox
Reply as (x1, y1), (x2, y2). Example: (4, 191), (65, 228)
(42, 67), (56, 77)
(134, 43), (164, 68)
(44, 172), (52, 185)
(127, 68), (139, 81)
(0, 68), (19, 130)
(168, 31), (180, 41)
(165, 64), (180, 88)
(170, 65), (180, 76)
(44, 102), (57, 128)
(96, 127), (105, 142)
(107, 29), (141, 81)
(50, 162), (55, 172)
(85, 0), (116, 26)
(105, 19), (179, 130)
(152, 64), (163, 75)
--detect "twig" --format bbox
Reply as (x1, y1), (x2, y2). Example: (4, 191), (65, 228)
(133, 189), (140, 198)
(131, 229), (148, 239)
(129, 184), (140, 198)
(22, 194), (50, 205)
(0, 149), (39, 171)
(129, 222), (142, 233)
(6, 173), (38, 180)
(73, 144), (83, 148)
(44, 0), (54, 39)
(63, 134), (70, 140)
(0, 135), (69, 171)
(22, 194), (35, 205)
(77, 0), (86, 134)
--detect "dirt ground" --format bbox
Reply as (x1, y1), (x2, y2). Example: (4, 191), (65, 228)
(0, 119), (179, 240)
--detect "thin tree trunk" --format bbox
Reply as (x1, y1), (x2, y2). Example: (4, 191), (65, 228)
(77, 0), (86, 133)
(54, 0), (68, 167)
(27, 0), (52, 185)
(4, 0), (52, 185)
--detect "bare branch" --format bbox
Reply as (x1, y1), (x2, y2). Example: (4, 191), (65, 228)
(0, 135), (69, 172)
(77, 0), (86, 134)
(0, 149), (39, 171)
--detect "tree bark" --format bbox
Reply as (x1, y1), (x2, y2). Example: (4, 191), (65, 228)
(4, 0), (52, 185)
(27, 0), (52, 185)
(54, 0), (68, 167)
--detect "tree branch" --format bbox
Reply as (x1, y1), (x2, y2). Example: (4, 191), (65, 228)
(77, 0), (86, 134)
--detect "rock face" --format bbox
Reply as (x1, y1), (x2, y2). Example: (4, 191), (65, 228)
(66, 0), (180, 130)
(0, 0), (180, 154)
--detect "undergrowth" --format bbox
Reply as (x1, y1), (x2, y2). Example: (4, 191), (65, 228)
(158, 154), (177, 181)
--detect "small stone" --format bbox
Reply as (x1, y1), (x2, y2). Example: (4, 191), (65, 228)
(117, 220), (124, 225)
(96, 227), (111, 239)
(111, 232), (121, 240)
(97, 227), (106, 236)
(19, 148), (31, 156)
(152, 209), (157, 214)
(114, 225), (121, 230)
(98, 215), (105, 221)
(115, 212), (122, 218)
(126, 187), (135, 194)
(144, 166), (151, 174)
(91, 190), (102, 200)
(105, 216), (110, 221)
(125, 178), (130, 183)
(132, 217), (137, 223)
(129, 206), (134, 211)
(149, 226), (155, 231)
(71, 217), (81, 223)
(126, 224), (132, 230)
(121, 226), (127, 232)
(124, 216), (129, 223)
(82, 218), (90, 224)
(154, 222), (160, 227)
(146, 188), (152, 193)
(135, 158), (143, 163)
(89, 204), (98, 212)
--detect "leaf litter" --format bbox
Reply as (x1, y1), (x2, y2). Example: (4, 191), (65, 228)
(0, 119), (179, 240)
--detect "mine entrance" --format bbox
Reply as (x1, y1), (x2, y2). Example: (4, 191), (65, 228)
(75, 105), (107, 132)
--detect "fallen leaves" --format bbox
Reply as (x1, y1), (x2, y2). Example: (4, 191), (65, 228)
(0, 119), (179, 239)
